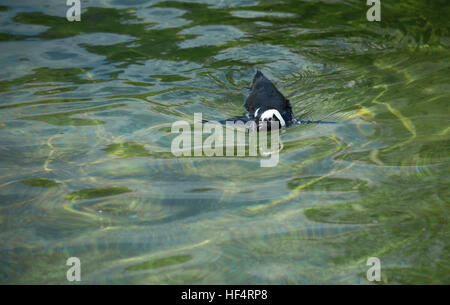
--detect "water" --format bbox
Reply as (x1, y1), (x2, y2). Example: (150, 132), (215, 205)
(0, 0), (448, 284)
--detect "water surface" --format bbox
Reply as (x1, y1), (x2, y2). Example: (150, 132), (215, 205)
(0, 0), (448, 284)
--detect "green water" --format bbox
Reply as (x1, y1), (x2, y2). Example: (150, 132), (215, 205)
(0, 0), (448, 284)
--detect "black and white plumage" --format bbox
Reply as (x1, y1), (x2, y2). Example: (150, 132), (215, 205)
(218, 70), (335, 129)
(244, 70), (293, 129)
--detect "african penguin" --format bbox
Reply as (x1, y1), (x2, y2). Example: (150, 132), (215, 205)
(214, 70), (335, 129)
(244, 70), (293, 129)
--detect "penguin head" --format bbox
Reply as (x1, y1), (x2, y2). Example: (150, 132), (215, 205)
(254, 106), (286, 131)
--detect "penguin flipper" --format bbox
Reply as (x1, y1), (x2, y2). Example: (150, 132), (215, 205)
(202, 116), (253, 125)
(218, 116), (252, 125)
(291, 119), (337, 125)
